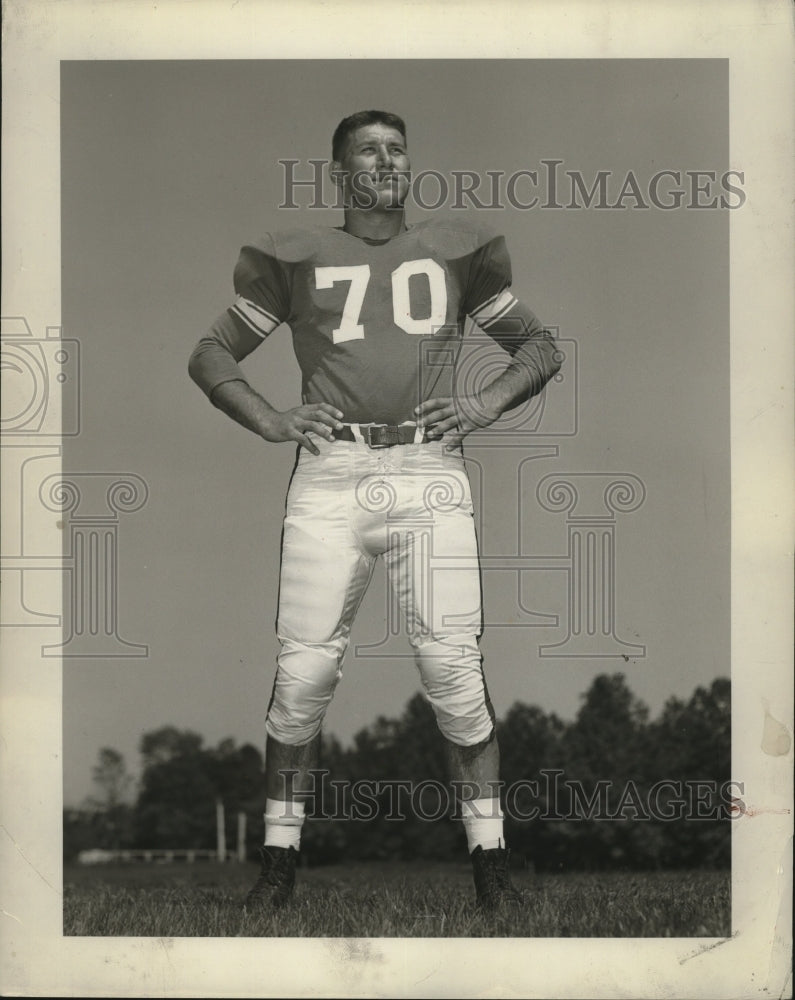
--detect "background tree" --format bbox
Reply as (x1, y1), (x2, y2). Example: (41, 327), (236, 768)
(497, 702), (566, 869)
(543, 674), (650, 870)
(310, 694), (460, 863)
(205, 737), (266, 856)
(646, 677), (732, 867)
(69, 677), (731, 870)
(133, 727), (267, 854)
(133, 727), (218, 848)
(70, 747), (135, 854)
(89, 747), (133, 811)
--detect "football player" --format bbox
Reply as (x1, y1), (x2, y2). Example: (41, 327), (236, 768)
(188, 110), (561, 913)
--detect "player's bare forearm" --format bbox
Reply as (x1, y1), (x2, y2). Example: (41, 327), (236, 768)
(477, 358), (538, 416)
(210, 379), (278, 436)
(210, 379), (344, 456)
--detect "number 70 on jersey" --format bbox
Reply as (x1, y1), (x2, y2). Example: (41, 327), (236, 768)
(315, 259), (448, 343)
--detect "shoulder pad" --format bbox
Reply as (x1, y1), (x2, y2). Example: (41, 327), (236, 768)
(411, 217), (501, 259)
(254, 227), (336, 263)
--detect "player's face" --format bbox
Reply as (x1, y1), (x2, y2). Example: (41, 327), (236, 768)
(333, 123), (411, 210)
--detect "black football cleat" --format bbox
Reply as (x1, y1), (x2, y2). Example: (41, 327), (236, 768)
(243, 845), (298, 911)
(470, 845), (524, 912)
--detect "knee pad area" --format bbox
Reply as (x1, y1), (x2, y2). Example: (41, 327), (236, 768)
(413, 635), (495, 747)
(265, 639), (343, 746)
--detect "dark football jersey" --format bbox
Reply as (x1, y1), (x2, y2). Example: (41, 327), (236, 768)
(190, 219), (558, 424)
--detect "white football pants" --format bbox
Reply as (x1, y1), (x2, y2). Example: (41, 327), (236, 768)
(265, 435), (495, 747)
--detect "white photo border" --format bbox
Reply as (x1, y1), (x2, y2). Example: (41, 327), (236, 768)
(1, 1), (792, 997)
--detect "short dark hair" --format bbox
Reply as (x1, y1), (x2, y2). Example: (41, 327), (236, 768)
(331, 110), (407, 162)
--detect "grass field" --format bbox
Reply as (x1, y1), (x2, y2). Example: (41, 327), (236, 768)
(63, 861), (730, 938)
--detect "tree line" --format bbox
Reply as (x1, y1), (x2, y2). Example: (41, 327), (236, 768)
(65, 673), (731, 871)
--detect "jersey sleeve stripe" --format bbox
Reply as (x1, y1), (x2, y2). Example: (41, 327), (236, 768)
(230, 296), (280, 338)
(469, 289), (518, 329)
(468, 288), (501, 318)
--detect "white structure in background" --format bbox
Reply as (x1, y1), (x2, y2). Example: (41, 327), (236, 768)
(76, 809), (249, 864)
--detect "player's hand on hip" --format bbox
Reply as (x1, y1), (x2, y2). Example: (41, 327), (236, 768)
(261, 404), (344, 456)
(414, 395), (500, 451)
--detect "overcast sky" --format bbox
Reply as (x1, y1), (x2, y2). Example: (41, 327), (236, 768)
(59, 59), (729, 806)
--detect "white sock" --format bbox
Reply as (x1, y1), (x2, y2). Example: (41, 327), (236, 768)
(461, 797), (505, 854)
(263, 798), (305, 851)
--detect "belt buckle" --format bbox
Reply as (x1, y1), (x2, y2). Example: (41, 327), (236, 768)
(364, 423), (397, 448)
